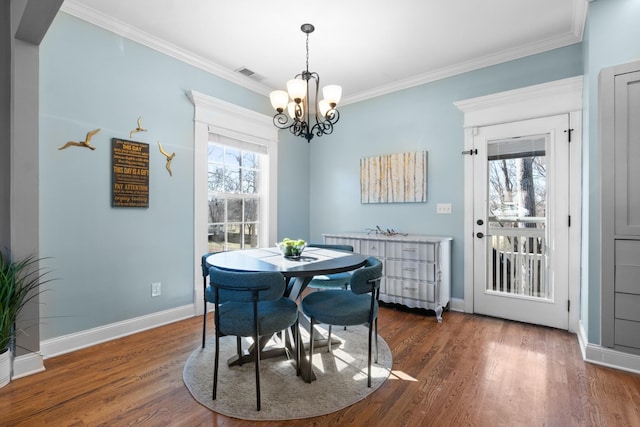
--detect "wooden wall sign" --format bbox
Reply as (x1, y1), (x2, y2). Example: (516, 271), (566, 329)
(112, 138), (149, 208)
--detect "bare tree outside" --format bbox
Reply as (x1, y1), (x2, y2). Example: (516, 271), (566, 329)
(487, 137), (548, 297)
(207, 144), (260, 252)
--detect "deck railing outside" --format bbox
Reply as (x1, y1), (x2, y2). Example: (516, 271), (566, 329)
(488, 218), (548, 299)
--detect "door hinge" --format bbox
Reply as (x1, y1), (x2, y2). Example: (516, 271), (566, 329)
(564, 128), (574, 142)
(568, 215), (571, 227)
(567, 300), (571, 312)
(462, 148), (478, 156)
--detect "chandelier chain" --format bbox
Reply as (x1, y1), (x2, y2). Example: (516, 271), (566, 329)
(305, 32), (310, 74)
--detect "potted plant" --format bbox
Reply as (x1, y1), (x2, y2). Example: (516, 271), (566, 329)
(0, 249), (52, 387)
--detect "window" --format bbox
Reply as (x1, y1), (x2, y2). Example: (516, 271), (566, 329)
(189, 90), (279, 308)
(207, 143), (262, 251)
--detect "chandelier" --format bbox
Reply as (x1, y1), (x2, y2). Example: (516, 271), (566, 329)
(269, 23), (342, 143)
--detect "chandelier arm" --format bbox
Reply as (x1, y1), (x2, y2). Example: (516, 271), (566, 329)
(325, 108), (339, 124)
(273, 112), (292, 129)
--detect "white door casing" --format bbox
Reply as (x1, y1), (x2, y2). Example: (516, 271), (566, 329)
(472, 115), (570, 329)
(455, 76), (582, 332)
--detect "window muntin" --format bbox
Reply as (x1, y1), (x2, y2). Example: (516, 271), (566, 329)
(208, 144), (261, 252)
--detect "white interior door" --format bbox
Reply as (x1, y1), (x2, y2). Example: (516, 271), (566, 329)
(472, 115), (570, 329)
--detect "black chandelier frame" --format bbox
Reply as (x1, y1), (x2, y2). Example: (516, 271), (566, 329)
(272, 24), (340, 143)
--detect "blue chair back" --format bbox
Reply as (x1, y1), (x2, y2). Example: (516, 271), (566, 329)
(201, 252), (218, 278)
(350, 257), (383, 295)
(209, 266), (286, 303)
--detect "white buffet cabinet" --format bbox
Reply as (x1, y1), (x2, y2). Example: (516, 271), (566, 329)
(323, 233), (452, 322)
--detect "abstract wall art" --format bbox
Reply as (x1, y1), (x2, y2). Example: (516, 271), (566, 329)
(360, 151), (427, 203)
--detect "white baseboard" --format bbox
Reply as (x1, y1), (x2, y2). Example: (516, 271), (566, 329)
(13, 304), (195, 379)
(12, 352), (45, 379)
(577, 320), (640, 375)
(41, 304), (196, 358)
(449, 297), (465, 312)
(11, 304), (196, 379)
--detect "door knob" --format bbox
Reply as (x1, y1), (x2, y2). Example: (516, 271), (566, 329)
(476, 232), (484, 238)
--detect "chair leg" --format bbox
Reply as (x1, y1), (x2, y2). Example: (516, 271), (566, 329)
(327, 325), (333, 353)
(343, 284), (348, 331)
(307, 318), (315, 383)
(295, 319), (301, 376)
(213, 332), (220, 400)
(374, 317), (379, 363)
(202, 301), (207, 348)
(367, 322), (373, 388)
(236, 336), (243, 366)
(255, 333), (261, 411)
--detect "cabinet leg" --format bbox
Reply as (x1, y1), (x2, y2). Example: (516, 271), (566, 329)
(435, 306), (443, 323)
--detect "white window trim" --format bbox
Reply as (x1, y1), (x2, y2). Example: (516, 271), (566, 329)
(454, 75), (583, 333)
(188, 90), (279, 314)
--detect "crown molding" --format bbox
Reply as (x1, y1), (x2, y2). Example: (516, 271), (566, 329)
(343, 0), (587, 105)
(60, 1), (272, 97)
(343, 31), (583, 105)
(61, 0), (587, 107)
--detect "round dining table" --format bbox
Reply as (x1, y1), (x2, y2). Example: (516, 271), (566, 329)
(206, 246), (367, 300)
(206, 246), (367, 382)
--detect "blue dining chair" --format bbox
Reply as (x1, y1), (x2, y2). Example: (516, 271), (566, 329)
(209, 266), (300, 411)
(201, 252), (218, 348)
(306, 243), (354, 291)
(301, 256), (383, 387)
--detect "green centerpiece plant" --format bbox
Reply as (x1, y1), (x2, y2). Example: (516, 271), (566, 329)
(277, 238), (307, 258)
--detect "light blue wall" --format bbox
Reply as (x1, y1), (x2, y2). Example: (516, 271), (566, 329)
(39, 9), (595, 343)
(582, 0), (640, 343)
(308, 44), (583, 300)
(276, 132), (311, 242)
(38, 13), (271, 339)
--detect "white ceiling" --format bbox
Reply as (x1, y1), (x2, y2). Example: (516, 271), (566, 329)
(60, 0), (588, 105)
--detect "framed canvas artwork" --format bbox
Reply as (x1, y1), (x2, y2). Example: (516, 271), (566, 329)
(360, 151), (427, 203)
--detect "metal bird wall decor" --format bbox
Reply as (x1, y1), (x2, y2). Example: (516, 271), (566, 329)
(58, 128), (101, 150)
(158, 141), (175, 176)
(129, 116), (147, 139)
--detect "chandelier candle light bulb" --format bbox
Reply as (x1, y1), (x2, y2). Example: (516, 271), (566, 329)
(270, 23), (341, 142)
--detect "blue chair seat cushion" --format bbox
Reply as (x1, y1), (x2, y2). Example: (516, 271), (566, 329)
(307, 272), (351, 289)
(217, 298), (298, 337)
(302, 290), (378, 326)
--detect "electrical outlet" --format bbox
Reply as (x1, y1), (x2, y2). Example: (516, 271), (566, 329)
(151, 282), (161, 297)
(436, 203), (452, 214)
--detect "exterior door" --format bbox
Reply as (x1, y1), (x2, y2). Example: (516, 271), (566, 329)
(472, 115), (570, 329)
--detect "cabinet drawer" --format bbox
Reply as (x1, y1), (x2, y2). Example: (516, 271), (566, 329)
(616, 266), (640, 295)
(615, 318), (640, 349)
(615, 293), (640, 322)
(387, 242), (434, 261)
(386, 259), (435, 281)
(616, 240), (640, 266)
(361, 240), (385, 257)
(386, 278), (435, 303)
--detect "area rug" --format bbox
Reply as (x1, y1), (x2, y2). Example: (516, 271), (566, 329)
(183, 324), (392, 421)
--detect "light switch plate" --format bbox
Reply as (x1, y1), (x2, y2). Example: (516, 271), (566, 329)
(436, 203), (452, 214)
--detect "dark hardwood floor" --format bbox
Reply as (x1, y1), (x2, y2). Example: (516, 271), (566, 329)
(1, 306), (639, 426)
